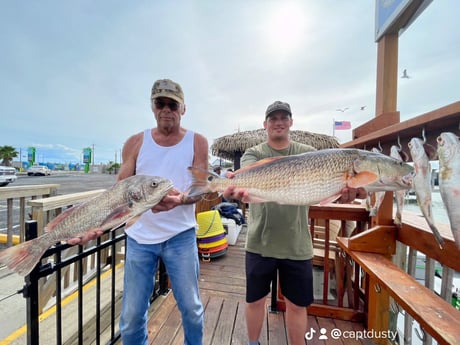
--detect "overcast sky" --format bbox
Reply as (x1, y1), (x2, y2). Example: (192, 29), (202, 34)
(0, 1), (458, 165)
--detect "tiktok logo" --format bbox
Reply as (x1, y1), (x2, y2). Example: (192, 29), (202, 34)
(305, 328), (316, 340)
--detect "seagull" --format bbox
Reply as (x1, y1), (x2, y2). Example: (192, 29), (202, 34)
(336, 107), (349, 112)
(401, 69), (411, 79)
(360, 106), (366, 111)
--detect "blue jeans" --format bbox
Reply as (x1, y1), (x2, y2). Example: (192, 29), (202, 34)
(120, 228), (204, 345)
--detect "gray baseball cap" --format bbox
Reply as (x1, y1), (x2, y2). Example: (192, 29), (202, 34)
(265, 101), (292, 118)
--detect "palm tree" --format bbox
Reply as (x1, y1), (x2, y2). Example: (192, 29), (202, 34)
(0, 145), (18, 166)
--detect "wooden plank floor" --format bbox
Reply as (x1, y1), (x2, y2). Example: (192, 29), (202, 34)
(141, 226), (375, 345)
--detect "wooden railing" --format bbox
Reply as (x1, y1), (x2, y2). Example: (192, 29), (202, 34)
(273, 203), (371, 323)
(336, 101), (460, 345)
(0, 184), (59, 245)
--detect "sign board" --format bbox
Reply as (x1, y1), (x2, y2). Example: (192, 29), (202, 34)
(83, 147), (92, 164)
(27, 147), (36, 164)
(375, 0), (432, 41)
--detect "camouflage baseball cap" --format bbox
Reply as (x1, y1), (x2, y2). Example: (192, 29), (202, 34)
(151, 79), (184, 104)
(265, 101), (292, 118)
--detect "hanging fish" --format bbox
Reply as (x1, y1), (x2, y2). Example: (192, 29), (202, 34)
(390, 144), (408, 226)
(437, 132), (460, 249)
(367, 147), (387, 217)
(408, 137), (443, 247)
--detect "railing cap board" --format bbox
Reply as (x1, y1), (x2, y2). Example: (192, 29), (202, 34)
(399, 211), (459, 272)
(27, 189), (106, 211)
(338, 238), (460, 345)
(0, 184), (60, 199)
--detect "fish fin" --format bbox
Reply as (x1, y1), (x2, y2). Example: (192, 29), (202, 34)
(187, 166), (214, 197)
(0, 234), (51, 276)
(318, 194), (341, 205)
(234, 156), (285, 175)
(124, 215), (141, 229)
(348, 171), (379, 188)
(99, 204), (133, 227)
(107, 214), (143, 231)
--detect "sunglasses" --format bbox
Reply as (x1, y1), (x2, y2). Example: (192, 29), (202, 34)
(154, 100), (180, 111)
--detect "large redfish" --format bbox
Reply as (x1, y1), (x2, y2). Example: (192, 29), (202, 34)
(408, 137), (443, 247)
(0, 175), (173, 276)
(188, 148), (414, 205)
(437, 132), (460, 249)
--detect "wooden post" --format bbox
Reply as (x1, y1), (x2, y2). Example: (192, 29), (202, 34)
(373, 33), (400, 228)
(367, 276), (390, 345)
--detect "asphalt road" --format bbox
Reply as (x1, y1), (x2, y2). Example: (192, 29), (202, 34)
(10, 171), (118, 194)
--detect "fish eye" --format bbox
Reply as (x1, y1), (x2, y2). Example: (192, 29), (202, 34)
(151, 181), (158, 187)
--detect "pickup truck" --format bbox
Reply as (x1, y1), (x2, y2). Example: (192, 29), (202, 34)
(27, 165), (51, 176)
(0, 165), (18, 186)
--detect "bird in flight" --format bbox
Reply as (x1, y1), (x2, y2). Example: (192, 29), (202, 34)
(401, 69), (411, 79)
(360, 106), (366, 111)
(336, 107), (349, 112)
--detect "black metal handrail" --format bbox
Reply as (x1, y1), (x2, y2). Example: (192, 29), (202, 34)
(22, 220), (169, 345)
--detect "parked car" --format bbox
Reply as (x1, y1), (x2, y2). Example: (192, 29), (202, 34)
(0, 165), (17, 186)
(27, 165), (51, 176)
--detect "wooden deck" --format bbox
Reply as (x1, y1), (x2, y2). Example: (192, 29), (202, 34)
(141, 226), (374, 345)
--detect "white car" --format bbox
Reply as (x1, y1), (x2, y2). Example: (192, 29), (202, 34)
(27, 165), (51, 176)
(0, 165), (18, 186)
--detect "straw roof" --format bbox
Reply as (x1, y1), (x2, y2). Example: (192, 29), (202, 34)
(211, 129), (340, 162)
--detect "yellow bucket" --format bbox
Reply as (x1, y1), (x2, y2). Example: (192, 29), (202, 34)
(196, 210), (226, 239)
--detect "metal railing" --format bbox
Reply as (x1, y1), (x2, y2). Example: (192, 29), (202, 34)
(21, 221), (168, 345)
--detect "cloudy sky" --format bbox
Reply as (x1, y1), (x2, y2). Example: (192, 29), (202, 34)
(0, 1), (458, 165)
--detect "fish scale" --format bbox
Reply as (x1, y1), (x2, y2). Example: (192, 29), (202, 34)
(189, 148), (414, 206)
(0, 175), (173, 276)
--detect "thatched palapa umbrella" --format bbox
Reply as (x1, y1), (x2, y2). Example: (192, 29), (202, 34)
(211, 129), (340, 169)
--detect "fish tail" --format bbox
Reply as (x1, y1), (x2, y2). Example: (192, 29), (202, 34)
(427, 223), (444, 249)
(187, 167), (214, 197)
(0, 235), (51, 276)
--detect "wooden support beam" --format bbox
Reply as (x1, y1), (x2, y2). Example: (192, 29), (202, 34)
(341, 225), (397, 255)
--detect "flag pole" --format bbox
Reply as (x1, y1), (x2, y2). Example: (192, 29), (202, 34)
(332, 118), (335, 137)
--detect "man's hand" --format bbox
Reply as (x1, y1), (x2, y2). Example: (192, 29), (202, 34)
(67, 228), (104, 246)
(337, 187), (367, 203)
(152, 189), (182, 213)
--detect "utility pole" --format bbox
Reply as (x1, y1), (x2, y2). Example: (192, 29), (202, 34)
(92, 144), (95, 168)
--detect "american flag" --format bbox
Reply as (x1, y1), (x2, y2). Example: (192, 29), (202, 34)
(334, 121), (351, 130)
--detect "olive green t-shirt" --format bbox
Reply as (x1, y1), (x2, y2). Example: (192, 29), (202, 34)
(242, 141), (316, 260)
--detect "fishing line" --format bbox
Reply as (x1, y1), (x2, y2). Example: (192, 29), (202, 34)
(0, 290), (21, 302)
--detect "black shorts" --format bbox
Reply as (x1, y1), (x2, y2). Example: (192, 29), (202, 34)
(245, 251), (314, 307)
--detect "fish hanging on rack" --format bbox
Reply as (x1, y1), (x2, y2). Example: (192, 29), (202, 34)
(367, 147), (386, 216)
(437, 132), (460, 249)
(390, 144), (409, 225)
(408, 136), (444, 248)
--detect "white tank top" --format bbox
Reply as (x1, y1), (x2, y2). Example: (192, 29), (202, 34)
(125, 129), (196, 243)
